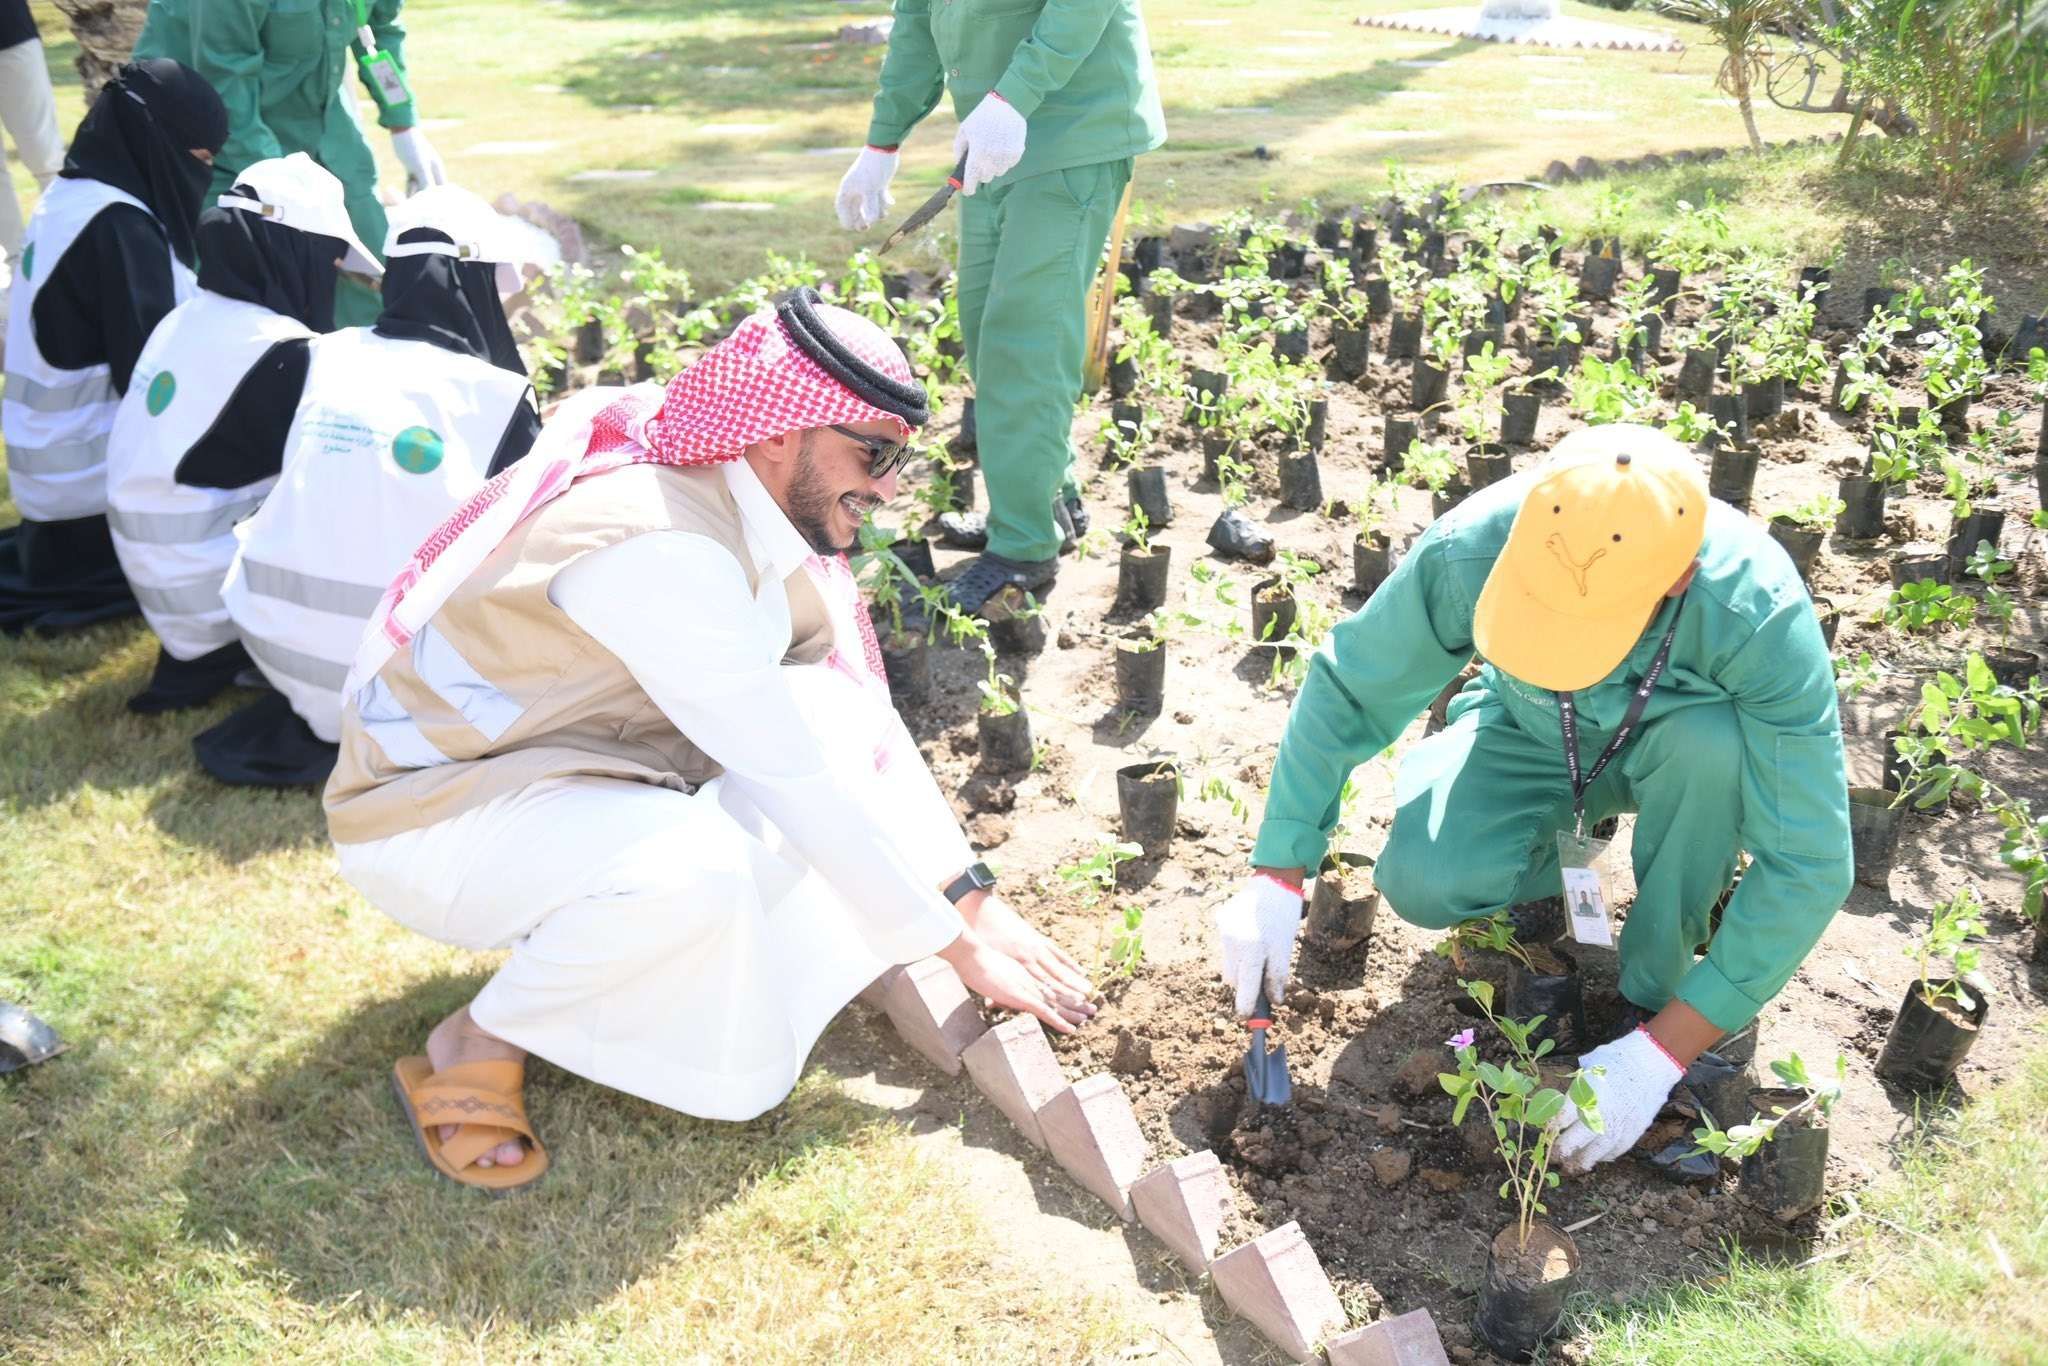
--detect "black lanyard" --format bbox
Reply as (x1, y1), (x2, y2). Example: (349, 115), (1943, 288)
(1558, 596), (1685, 834)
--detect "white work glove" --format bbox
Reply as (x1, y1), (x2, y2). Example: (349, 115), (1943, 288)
(1213, 873), (1304, 1017)
(391, 127), (447, 191)
(1549, 1028), (1685, 1174)
(835, 146), (899, 231)
(953, 93), (1027, 195)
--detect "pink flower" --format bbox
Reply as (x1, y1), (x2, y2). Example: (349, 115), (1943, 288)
(1446, 1028), (1475, 1050)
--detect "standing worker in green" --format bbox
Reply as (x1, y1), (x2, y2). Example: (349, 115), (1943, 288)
(133, 0), (447, 326)
(1213, 426), (1853, 1172)
(836, 0), (1166, 613)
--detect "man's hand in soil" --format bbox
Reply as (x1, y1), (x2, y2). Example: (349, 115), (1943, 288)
(939, 924), (1094, 1034)
(957, 888), (1095, 1005)
(1214, 870), (1305, 1017)
(1548, 1027), (1685, 1173)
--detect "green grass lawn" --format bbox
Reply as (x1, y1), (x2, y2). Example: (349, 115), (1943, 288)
(18, 0), (1860, 291)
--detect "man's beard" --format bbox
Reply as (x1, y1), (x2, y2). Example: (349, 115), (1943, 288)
(786, 435), (878, 554)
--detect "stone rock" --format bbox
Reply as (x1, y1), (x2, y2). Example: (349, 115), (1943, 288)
(1418, 1167), (1465, 1194)
(1038, 1074), (1152, 1220)
(1327, 1308), (1453, 1366)
(1130, 1150), (1231, 1269)
(960, 1014), (1068, 1148)
(837, 17), (894, 43)
(1110, 1027), (1155, 1076)
(1542, 160), (1576, 184)
(1370, 1148), (1412, 1188)
(1209, 1222), (1348, 1362)
(491, 193), (588, 267)
(1368, 1103), (1403, 1136)
(1392, 1048), (1444, 1099)
(875, 958), (985, 1076)
(1572, 156), (1602, 180)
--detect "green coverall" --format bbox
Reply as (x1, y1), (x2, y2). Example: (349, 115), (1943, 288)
(134, 0), (419, 325)
(866, 0), (1167, 562)
(1252, 482), (1854, 1033)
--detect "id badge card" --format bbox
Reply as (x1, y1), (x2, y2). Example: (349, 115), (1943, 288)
(359, 50), (412, 109)
(1557, 828), (1615, 948)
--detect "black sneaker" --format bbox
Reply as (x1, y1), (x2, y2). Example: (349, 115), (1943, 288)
(936, 511), (989, 550)
(1061, 492), (1089, 541)
(943, 552), (1058, 615)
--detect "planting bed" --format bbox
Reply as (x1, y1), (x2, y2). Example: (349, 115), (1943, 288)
(522, 188), (2048, 1359)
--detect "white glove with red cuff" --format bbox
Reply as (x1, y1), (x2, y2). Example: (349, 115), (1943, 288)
(953, 93), (1027, 195)
(1214, 873), (1304, 1017)
(836, 146), (899, 231)
(1550, 1027), (1685, 1173)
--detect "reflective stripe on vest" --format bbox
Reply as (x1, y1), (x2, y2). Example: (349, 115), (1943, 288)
(4, 177), (196, 521)
(245, 635), (349, 691)
(107, 492), (267, 545)
(352, 621), (528, 772)
(239, 558), (385, 617)
(1, 370), (115, 413)
(132, 576), (235, 617)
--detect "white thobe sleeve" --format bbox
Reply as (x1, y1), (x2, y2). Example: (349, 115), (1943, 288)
(550, 530), (964, 966)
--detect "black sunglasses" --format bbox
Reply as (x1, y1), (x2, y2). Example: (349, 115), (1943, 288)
(827, 424), (910, 479)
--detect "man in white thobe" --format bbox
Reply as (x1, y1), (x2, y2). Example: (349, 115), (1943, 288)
(325, 288), (1091, 1192)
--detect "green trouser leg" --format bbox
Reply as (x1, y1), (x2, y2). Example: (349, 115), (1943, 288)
(1374, 697), (1742, 1015)
(954, 158), (1130, 562)
(322, 116), (389, 328)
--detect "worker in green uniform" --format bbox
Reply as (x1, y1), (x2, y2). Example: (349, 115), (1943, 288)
(1214, 426), (1852, 1172)
(836, 0), (1166, 613)
(133, 0), (446, 326)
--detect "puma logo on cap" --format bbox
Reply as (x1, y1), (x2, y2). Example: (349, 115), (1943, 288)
(1546, 531), (1606, 596)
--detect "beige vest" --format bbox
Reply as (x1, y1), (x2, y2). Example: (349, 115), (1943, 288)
(322, 462), (834, 845)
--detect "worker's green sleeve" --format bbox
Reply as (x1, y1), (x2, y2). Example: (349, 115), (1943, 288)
(865, 0), (946, 149)
(991, 0), (1118, 119)
(160, 0), (283, 176)
(1678, 596), (1852, 1031)
(366, 0), (418, 130)
(1251, 526), (1480, 871)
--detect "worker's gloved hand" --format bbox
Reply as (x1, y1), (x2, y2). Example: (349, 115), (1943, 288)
(1549, 1027), (1685, 1173)
(953, 93), (1026, 195)
(939, 925), (1093, 1034)
(835, 146), (899, 231)
(1213, 873), (1304, 1017)
(390, 127), (447, 191)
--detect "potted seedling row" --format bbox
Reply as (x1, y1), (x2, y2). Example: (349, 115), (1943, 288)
(1765, 495), (1843, 585)
(1115, 507), (1172, 613)
(975, 667), (1034, 774)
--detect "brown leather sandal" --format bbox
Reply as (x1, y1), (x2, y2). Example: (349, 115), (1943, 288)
(391, 1056), (550, 1195)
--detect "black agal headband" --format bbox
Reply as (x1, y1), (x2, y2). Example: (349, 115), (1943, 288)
(775, 286), (929, 428)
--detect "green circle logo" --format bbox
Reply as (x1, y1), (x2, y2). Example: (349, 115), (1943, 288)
(392, 426), (444, 474)
(145, 371), (177, 416)
(18, 242), (31, 280)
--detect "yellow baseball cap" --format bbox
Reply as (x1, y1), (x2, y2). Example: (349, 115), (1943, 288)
(1473, 424), (1707, 692)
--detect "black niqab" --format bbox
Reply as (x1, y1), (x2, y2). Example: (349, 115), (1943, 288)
(60, 59), (228, 269)
(373, 229), (526, 375)
(195, 195), (344, 333)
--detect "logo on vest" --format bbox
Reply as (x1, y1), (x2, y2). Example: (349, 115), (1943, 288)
(145, 371), (177, 416)
(18, 243), (30, 280)
(392, 426), (445, 475)
(1545, 531), (1606, 597)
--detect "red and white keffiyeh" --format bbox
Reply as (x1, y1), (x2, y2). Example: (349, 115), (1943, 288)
(345, 301), (914, 697)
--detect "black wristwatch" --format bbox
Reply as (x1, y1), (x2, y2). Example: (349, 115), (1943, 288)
(943, 861), (998, 904)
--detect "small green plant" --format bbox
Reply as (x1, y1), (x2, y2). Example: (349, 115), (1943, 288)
(1199, 775), (1256, 824)
(1663, 401), (1719, 446)
(1399, 437), (1460, 494)
(1884, 580), (1977, 634)
(1687, 1053), (1846, 1161)
(1834, 649), (1882, 699)
(1889, 652), (2043, 810)
(1777, 494), (1846, 532)
(1908, 886), (1985, 1011)
(1055, 837), (1142, 910)
(1121, 503), (1153, 555)
(1438, 979), (1603, 1248)
(1966, 540), (2017, 647)
(1432, 909), (1536, 971)
(1568, 355), (1659, 426)
(976, 651), (1020, 718)
(1100, 906), (1146, 983)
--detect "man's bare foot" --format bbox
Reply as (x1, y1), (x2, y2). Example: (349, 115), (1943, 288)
(425, 1005), (528, 1169)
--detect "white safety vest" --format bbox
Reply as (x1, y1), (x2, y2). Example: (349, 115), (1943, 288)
(105, 293), (314, 660)
(3, 178), (197, 521)
(222, 327), (534, 741)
